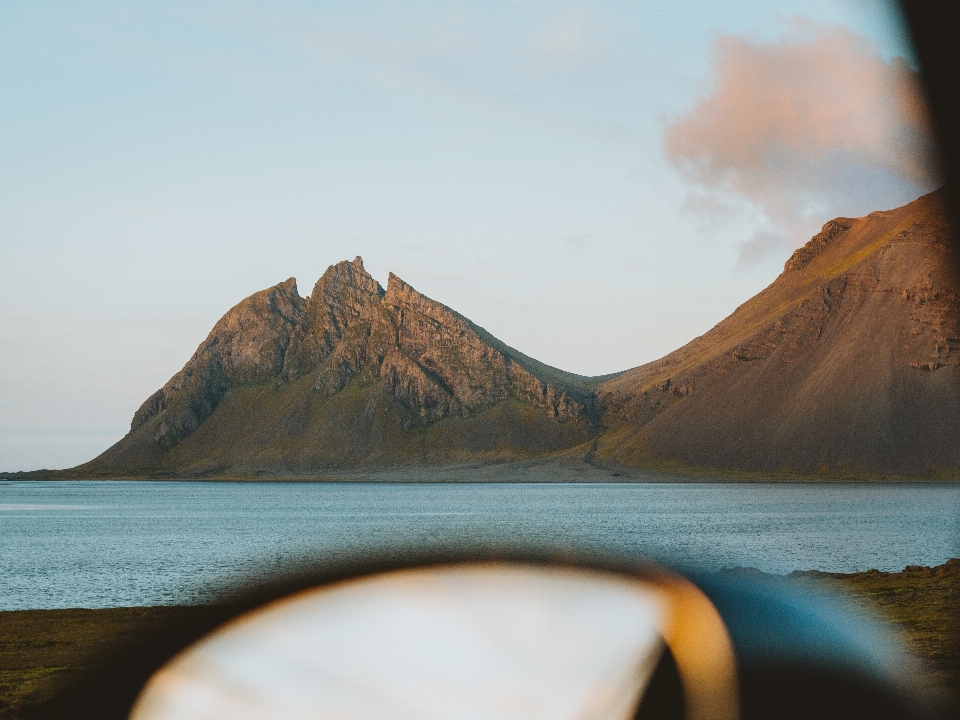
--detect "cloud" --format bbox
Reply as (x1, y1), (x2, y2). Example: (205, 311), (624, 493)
(666, 22), (941, 260)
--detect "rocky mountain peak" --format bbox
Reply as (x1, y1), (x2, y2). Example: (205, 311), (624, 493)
(383, 272), (458, 323)
(311, 257), (384, 305)
(783, 218), (854, 273)
(383, 271), (415, 304)
(90, 259), (602, 474)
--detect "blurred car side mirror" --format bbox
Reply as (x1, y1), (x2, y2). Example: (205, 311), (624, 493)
(39, 550), (940, 720)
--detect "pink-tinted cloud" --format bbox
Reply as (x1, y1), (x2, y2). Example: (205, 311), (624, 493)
(666, 23), (941, 259)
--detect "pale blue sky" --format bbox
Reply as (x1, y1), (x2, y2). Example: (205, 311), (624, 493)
(0, 1), (933, 470)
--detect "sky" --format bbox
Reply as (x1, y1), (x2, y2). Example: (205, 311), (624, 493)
(0, 0), (940, 471)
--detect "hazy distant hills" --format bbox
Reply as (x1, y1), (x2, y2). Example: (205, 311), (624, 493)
(35, 187), (960, 479)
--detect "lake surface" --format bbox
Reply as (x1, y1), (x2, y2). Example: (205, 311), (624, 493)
(1, 480), (958, 610)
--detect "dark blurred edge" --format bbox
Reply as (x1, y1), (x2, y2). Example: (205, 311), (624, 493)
(901, 2), (960, 223)
(900, 1), (960, 710)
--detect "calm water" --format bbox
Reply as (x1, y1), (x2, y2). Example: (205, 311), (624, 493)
(1, 480), (958, 610)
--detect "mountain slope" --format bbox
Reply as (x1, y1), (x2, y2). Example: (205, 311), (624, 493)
(595, 188), (960, 476)
(61, 188), (960, 479)
(79, 258), (603, 476)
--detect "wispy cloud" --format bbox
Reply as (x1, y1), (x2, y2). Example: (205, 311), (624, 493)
(666, 21), (941, 262)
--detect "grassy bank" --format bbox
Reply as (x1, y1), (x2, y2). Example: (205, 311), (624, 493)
(788, 560), (960, 696)
(1, 563), (957, 719)
(0, 606), (222, 719)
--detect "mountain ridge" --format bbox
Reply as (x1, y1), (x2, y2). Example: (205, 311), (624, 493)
(7, 188), (960, 480)
(72, 257), (603, 476)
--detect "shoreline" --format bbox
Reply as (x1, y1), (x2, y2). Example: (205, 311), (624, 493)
(5, 456), (960, 484)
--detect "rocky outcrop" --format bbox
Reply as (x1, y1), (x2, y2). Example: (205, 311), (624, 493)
(782, 219), (853, 273)
(379, 273), (587, 420)
(81, 258), (602, 475)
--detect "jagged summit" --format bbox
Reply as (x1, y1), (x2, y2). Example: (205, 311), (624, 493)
(82, 260), (602, 476)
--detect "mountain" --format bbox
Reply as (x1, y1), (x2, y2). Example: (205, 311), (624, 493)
(595, 188), (960, 477)
(77, 258), (605, 476)
(56, 187), (960, 479)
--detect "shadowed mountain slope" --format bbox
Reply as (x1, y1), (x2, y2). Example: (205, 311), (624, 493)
(79, 258), (603, 476)
(595, 188), (960, 476)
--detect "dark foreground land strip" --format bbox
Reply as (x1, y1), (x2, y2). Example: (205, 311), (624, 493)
(1, 562), (958, 719)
